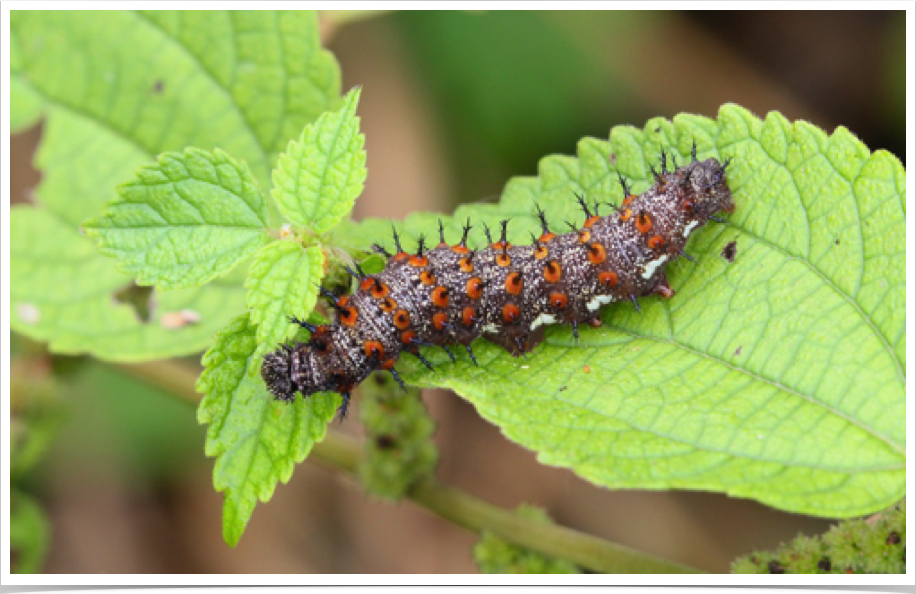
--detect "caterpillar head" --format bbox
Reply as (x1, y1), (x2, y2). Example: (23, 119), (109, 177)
(261, 326), (363, 402)
(684, 158), (735, 219)
(261, 349), (298, 401)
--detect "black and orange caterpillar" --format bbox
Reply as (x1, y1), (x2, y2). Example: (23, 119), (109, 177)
(262, 149), (734, 418)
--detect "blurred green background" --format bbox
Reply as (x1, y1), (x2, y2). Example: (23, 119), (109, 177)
(9, 10), (906, 573)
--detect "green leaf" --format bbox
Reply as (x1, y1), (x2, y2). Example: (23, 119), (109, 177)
(9, 25), (43, 133)
(11, 206), (247, 360)
(334, 105), (906, 518)
(83, 148), (269, 290)
(197, 314), (338, 546)
(10, 490), (50, 574)
(245, 240), (326, 348)
(11, 11), (340, 188)
(10, 10), (340, 359)
(272, 86), (366, 232)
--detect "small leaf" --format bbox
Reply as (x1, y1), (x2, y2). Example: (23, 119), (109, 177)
(245, 240), (326, 348)
(334, 106), (905, 518)
(84, 148), (269, 290)
(197, 314), (338, 546)
(272, 86), (366, 231)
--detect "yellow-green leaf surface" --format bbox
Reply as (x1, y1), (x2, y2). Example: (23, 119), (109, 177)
(272, 86), (367, 232)
(334, 105), (906, 517)
(11, 206), (247, 361)
(245, 240), (326, 348)
(10, 10), (340, 359)
(196, 314), (338, 546)
(84, 148), (269, 289)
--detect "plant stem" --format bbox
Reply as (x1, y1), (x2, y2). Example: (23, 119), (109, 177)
(111, 359), (702, 574)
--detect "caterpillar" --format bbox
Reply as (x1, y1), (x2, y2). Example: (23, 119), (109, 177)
(262, 148), (734, 418)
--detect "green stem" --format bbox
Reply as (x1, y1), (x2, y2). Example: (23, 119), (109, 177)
(111, 359), (702, 574)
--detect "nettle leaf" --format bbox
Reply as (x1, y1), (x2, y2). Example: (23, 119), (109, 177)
(10, 10), (340, 359)
(84, 148), (269, 290)
(11, 206), (247, 360)
(196, 314), (338, 546)
(245, 240), (326, 348)
(334, 105), (905, 518)
(272, 86), (367, 232)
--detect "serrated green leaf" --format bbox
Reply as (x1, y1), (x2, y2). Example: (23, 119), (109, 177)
(10, 490), (50, 574)
(11, 206), (247, 360)
(10, 10), (340, 359)
(245, 240), (326, 348)
(196, 314), (338, 546)
(334, 105), (905, 518)
(83, 148), (269, 290)
(272, 86), (366, 232)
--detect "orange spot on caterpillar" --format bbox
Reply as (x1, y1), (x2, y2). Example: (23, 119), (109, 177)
(380, 358), (397, 370)
(451, 244), (470, 254)
(578, 229), (591, 243)
(502, 304), (521, 324)
(394, 310), (411, 330)
(620, 208), (633, 222)
(399, 330), (416, 345)
(534, 244), (549, 260)
(364, 341), (385, 360)
(432, 286), (450, 308)
(636, 212), (653, 234)
(599, 271), (618, 288)
(432, 312), (448, 331)
(360, 278), (376, 291)
(466, 278), (484, 299)
(544, 261), (563, 283)
(583, 216), (601, 228)
(587, 243), (606, 265)
(550, 292), (568, 310)
(496, 253), (511, 267)
(420, 270), (436, 285)
(380, 297), (397, 312)
(539, 232), (556, 243)
(622, 195), (635, 207)
(409, 255), (429, 267)
(505, 272), (523, 295)
(339, 306), (358, 326)
(459, 257), (474, 272)
(462, 307), (476, 327)
(371, 282), (389, 299)
(394, 252), (410, 262)
(648, 235), (665, 249)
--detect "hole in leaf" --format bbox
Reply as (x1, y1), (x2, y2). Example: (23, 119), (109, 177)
(113, 283), (154, 323)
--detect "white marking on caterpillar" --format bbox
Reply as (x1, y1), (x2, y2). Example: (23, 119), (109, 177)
(586, 294), (613, 312)
(530, 312), (557, 330)
(641, 255), (669, 279)
(682, 220), (699, 237)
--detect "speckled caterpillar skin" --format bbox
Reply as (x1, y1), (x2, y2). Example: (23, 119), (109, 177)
(262, 155), (734, 417)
